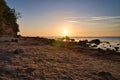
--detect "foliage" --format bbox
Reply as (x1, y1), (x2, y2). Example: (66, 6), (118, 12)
(0, 0), (19, 36)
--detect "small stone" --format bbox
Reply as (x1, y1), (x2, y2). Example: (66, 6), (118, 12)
(63, 77), (73, 80)
(0, 56), (9, 61)
(98, 71), (118, 80)
(14, 49), (24, 54)
(25, 67), (35, 73)
(11, 39), (18, 42)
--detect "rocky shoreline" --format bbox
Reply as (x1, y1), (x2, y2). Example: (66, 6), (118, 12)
(0, 37), (120, 80)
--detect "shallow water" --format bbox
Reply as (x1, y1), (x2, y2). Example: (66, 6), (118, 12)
(73, 37), (120, 52)
(47, 36), (120, 52)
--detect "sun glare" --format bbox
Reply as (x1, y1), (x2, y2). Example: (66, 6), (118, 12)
(63, 29), (69, 36)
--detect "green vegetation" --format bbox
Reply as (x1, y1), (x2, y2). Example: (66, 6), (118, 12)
(0, 0), (19, 36)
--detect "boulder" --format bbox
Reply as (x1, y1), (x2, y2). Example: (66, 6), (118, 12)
(89, 39), (100, 45)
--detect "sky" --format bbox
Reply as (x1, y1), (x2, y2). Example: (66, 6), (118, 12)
(6, 0), (120, 37)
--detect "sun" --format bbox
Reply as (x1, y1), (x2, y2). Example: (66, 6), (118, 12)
(63, 29), (69, 36)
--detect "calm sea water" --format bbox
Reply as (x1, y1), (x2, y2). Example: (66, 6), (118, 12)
(74, 37), (120, 52)
(47, 36), (120, 52)
(47, 36), (120, 43)
(73, 37), (120, 43)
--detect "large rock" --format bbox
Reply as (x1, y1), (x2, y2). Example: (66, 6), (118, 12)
(89, 39), (101, 45)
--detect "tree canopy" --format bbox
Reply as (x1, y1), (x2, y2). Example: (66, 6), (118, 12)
(0, 0), (19, 36)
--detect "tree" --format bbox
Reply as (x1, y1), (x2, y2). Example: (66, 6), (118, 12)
(0, 0), (19, 36)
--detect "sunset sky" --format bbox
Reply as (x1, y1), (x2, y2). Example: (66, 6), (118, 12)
(6, 0), (120, 37)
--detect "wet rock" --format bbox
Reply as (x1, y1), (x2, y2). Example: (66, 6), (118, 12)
(78, 40), (89, 47)
(92, 45), (97, 47)
(109, 45), (111, 47)
(14, 49), (24, 54)
(89, 39), (100, 45)
(117, 44), (120, 45)
(114, 47), (119, 51)
(70, 39), (75, 42)
(106, 41), (110, 44)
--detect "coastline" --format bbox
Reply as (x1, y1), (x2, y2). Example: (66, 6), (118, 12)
(0, 36), (120, 79)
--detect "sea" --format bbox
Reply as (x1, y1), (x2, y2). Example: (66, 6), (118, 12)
(47, 36), (120, 52)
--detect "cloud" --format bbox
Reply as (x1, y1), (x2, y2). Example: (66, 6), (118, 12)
(64, 16), (120, 20)
(88, 16), (120, 21)
(64, 20), (81, 23)
(64, 16), (120, 24)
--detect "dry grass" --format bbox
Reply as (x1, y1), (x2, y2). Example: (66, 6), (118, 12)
(0, 37), (120, 80)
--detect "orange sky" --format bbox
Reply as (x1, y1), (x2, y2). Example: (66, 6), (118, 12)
(7, 0), (120, 37)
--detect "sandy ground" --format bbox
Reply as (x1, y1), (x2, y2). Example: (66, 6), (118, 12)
(0, 37), (120, 80)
